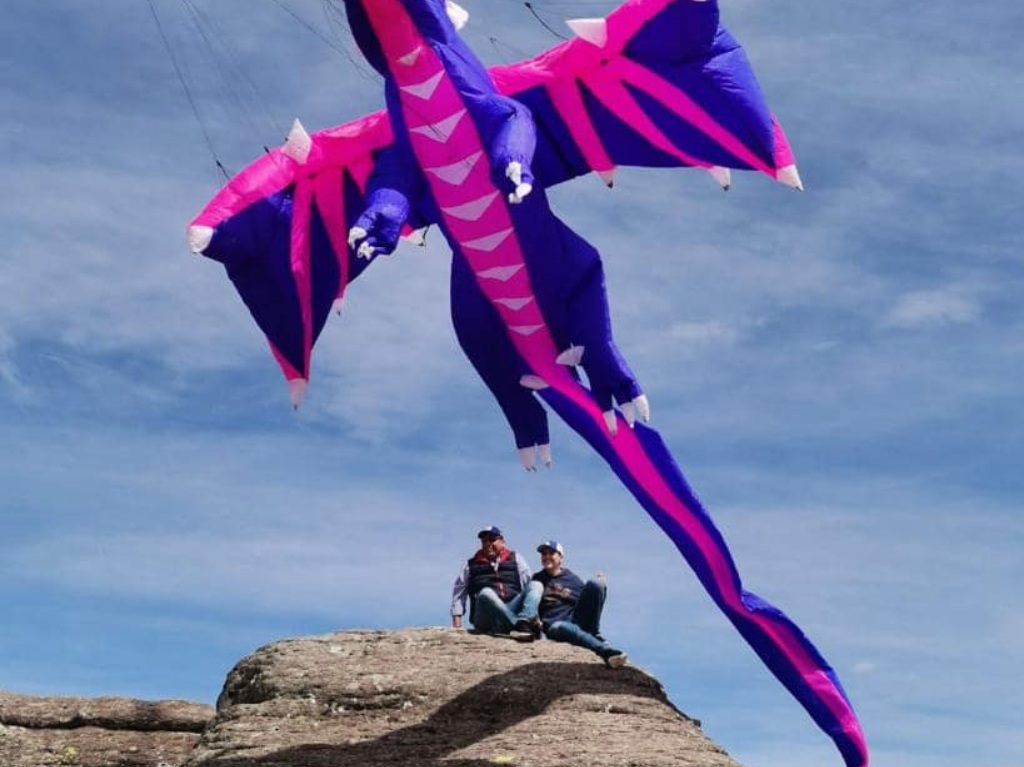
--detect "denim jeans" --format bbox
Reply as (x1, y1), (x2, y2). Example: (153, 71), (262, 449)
(544, 579), (611, 654)
(472, 581), (543, 633)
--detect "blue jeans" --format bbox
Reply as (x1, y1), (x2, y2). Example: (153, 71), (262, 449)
(472, 581), (543, 633)
(544, 579), (612, 654)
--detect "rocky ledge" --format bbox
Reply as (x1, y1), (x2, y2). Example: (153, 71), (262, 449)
(2, 627), (742, 767)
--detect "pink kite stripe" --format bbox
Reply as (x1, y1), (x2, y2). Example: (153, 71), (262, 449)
(312, 169), (351, 299)
(290, 181), (315, 375)
(583, 74), (708, 169)
(269, 342), (303, 382)
(538, 365), (863, 736)
(545, 80), (616, 176)
(772, 117), (796, 171)
(191, 151), (297, 228)
(608, 57), (776, 176)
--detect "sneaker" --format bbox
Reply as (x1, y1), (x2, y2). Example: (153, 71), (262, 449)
(528, 616), (543, 640)
(513, 618), (533, 636)
(601, 649), (628, 669)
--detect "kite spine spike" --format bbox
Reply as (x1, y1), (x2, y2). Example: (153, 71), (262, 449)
(555, 345), (585, 366)
(402, 227), (429, 246)
(603, 410), (618, 435)
(282, 119), (312, 164)
(566, 17), (608, 47)
(519, 374), (549, 390)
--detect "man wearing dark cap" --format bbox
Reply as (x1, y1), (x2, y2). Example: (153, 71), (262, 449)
(532, 540), (627, 668)
(450, 526), (543, 636)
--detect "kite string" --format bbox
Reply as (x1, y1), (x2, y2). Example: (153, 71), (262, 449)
(147, 0), (231, 179)
(523, 2), (569, 40)
(181, 0), (285, 144)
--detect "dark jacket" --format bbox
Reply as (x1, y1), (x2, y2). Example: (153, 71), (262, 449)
(532, 567), (584, 625)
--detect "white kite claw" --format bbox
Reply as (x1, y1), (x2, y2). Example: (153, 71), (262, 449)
(632, 394), (650, 423)
(348, 226), (368, 250)
(518, 447), (537, 471)
(504, 161), (533, 204)
(508, 183), (533, 204)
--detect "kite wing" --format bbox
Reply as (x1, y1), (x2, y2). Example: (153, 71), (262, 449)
(188, 0), (795, 406)
(492, 0), (800, 191)
(188, 112), (418, 406)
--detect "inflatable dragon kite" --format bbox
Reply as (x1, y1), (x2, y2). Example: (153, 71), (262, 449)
(188, 1), (868, 764)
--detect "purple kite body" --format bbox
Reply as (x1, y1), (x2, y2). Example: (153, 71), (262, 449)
(187, 2), (867, 765)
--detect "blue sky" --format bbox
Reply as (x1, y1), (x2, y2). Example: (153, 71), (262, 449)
(2, 1), (1022, 766)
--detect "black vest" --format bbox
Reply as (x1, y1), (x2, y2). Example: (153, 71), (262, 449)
(466, 551), (521, 602)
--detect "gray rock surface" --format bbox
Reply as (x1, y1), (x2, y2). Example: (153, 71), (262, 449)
(0, 691), (213, 767)
(1, 628), (743, 767)
(189, 627), (742, 767)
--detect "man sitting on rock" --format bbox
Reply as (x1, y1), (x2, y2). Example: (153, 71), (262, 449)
(451, 525), (543, 637)
(532, 540), (628, 668)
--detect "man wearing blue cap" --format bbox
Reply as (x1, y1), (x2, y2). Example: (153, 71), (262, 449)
(532, 540), (627, 668)
(451, 525), (543, 636)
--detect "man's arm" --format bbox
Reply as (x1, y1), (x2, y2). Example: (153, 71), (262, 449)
(451, 562), (470, 628)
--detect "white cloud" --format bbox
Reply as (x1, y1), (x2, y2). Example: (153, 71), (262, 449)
(665, 320), (740, 347)
(884, 288), (980, 328)
(0, 328), (33, 402)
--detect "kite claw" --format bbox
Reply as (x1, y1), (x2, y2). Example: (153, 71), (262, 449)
(505, 161), (533, 203)
(348, 226), (368, 250)
(632, 394), (650, 424)
(519, 443), (553, 470)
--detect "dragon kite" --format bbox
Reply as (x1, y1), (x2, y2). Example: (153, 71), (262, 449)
(187, 1), (868, 764)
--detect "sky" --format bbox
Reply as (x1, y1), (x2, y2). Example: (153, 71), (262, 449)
(1, 1), (1022, 766)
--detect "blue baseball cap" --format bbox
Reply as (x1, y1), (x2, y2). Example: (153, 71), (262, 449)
(536, 540), (564, 555)
(478, 525), (503, 539)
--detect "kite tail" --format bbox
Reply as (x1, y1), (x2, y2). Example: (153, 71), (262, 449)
(536, 384), (868, 767)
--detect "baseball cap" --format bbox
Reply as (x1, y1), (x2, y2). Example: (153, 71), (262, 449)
(536, 540), (564, 556)
(478, 525), (503, 539)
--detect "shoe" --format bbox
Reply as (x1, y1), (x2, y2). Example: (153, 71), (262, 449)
(528, 616), (543, 640)
(601, 649), (628, 669)
(513, 618), (533, 637)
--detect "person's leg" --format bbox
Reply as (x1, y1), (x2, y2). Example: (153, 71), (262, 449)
(518, 581), (542, 620)
(561, 579), (627, 667)
(544, 619), (606, 653)
(571, 579), (607, 637)
(472, 588), (516, 634)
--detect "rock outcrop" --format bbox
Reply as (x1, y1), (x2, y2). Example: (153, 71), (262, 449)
(2, 628), (743, 767)
(0, 691), (212, 767)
